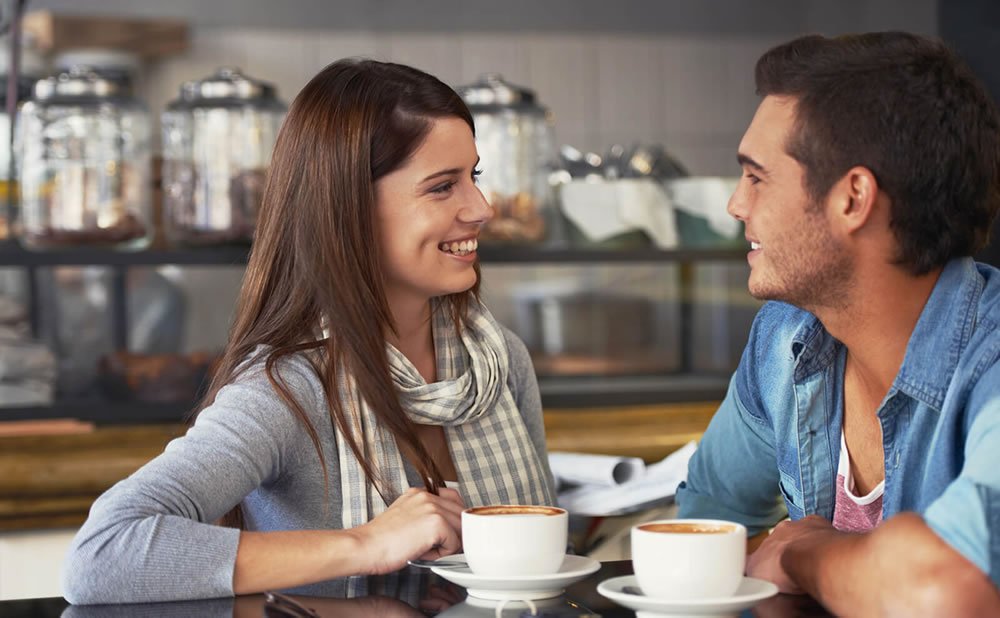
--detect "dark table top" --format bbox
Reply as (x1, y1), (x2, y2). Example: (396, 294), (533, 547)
(3, 560), (831, 617)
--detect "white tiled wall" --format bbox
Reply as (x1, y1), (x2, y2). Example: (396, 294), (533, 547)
(143, 29), (786, 175)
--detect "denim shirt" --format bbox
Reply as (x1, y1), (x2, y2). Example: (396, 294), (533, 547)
(676, 257), (1000, 585)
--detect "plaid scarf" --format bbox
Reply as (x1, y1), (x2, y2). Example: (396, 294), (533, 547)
(336, 298), (554, 533)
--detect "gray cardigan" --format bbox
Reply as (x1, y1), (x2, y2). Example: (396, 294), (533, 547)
(62, 328), (555, 604)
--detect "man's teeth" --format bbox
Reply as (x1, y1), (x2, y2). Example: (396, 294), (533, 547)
(439, 239), (479, 255)
(750, 241), (762, 250)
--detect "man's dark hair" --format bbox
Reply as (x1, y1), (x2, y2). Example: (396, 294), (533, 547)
(756, 32), (1000, 275)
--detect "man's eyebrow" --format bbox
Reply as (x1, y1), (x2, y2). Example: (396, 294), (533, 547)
(737, 153), (768, 174)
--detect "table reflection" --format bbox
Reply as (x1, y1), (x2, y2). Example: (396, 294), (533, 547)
(5, 561), (831, 618)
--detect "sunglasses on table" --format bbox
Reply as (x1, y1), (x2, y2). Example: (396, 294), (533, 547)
(263, 591), (321, 618)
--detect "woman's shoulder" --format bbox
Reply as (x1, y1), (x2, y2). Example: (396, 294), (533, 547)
(494, 324), (538, 401)
(233, 345), (323, 387)
(497, 324), (532, 371)
(213, 345), (328, 424)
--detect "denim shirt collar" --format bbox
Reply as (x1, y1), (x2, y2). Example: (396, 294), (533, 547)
(787, 257), (982, 410)
(894, 257), (982, 409)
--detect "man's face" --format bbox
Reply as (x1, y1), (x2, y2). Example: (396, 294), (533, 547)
(728, 95), (852, 310)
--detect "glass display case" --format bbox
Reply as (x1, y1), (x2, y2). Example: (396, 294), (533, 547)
(0, 244), (757, 422)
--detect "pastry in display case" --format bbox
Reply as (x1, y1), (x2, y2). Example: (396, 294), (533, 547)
(98, 350), (219, 403)
(457, 73), (556, 244)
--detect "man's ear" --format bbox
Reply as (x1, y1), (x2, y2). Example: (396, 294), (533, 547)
(830, 166), (879, 234)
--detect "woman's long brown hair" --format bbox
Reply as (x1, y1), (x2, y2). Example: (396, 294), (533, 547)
(191, 59), (480, 528)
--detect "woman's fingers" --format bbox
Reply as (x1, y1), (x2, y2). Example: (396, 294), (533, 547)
(436, 486), (465, 507)
(361, 488), (465, 573)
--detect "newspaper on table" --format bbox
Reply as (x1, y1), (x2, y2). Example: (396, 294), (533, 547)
(551, 441), (697, 517)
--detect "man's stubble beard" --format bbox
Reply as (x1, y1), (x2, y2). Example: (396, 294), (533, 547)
(749, 204), (854, 312)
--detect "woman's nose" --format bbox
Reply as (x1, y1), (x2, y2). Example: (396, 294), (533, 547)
(460, 186), (494, 225)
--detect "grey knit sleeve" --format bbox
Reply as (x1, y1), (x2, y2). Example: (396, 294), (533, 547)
(501, 326), (557, 502)
(61, 358), (320, 605)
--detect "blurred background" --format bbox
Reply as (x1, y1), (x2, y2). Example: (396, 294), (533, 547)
(0, 0), (997, 601)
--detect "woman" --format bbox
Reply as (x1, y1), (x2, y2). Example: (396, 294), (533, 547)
(62, 59), (557, 604)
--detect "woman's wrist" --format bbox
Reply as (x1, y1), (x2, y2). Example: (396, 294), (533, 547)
(339, 524), (384, 576)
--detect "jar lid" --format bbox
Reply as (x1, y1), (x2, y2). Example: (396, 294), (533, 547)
(175, 67), (279, 104)
(456, 73), (545, 111)
(55, 48), (139, 83)
(33, 66), (130, 100)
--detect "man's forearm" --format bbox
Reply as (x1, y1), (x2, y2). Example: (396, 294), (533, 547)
(782, 513), (999, 616)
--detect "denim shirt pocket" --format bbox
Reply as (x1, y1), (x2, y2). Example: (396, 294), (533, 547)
(778, 471), (805, 520)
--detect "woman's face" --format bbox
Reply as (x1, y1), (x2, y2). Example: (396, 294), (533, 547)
(375, 116), (492, 310)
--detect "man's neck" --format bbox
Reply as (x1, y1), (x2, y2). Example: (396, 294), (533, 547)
(814, 266), (941, 394)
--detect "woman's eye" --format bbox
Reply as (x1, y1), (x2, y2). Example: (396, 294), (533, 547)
(430, 181), (457, 194)
(472, 168), (483, 183)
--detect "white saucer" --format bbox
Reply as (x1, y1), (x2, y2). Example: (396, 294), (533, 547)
(430, 554), (601, 601)
(597, 575), (778, 617)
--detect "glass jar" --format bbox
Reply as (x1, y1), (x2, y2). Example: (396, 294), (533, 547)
(161, 68), (286, 246)
(457, 74), (557, 244)
(18, 67), (152, 250)
(0, 40), (45, 243)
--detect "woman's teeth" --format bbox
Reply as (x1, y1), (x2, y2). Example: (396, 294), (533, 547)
(439, 238), (478, 256)
(750, 241), (762, 250)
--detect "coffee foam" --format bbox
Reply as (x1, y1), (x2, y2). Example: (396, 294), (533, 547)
(465, 505), (564, 516)
(638, 522), (737, 534)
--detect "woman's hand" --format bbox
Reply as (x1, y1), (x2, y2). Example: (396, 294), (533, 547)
(352, 487), (465, 575)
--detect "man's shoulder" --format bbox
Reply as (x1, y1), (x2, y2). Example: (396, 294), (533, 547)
(958, 261), (1000, 378)
(974, 261), (1000, 329)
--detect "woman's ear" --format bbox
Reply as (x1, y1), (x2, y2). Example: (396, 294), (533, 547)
(831, 166), (880, 234)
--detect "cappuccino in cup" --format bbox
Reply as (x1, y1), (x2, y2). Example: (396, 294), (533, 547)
(462, 505), (568, 577)
(631, 518), (746, 599)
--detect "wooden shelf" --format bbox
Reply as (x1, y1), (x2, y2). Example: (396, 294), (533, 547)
(544, 401), (717, 462)
(23, 11), (189, 59)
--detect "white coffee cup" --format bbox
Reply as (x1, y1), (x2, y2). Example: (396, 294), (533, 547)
(631, 519), (746, 599)
(461, 505), (568, 577)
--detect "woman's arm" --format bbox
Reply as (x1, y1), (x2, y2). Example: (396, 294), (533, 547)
(232, 487), (463, 594)
(62, 359), (463, 604)
(63, 371), (296, 604)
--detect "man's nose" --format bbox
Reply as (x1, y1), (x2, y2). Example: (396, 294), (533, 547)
(727, 182), (748, 222)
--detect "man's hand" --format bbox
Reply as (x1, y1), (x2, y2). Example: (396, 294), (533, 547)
(749, 512), (1000, 616)
(746, 515), (840, 594)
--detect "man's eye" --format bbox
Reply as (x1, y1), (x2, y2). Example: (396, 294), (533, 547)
(430, 181), (456, 194)
(745, 173), (761, 185)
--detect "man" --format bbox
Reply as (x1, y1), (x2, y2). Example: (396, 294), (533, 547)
(675, 32), (1000, 616)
